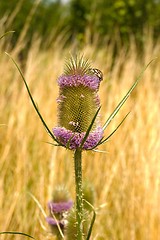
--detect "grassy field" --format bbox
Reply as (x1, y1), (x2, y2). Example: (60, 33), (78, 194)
(0, 33), (160, 240)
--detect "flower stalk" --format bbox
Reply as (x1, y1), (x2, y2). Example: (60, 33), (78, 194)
(74, 148), (83, 240)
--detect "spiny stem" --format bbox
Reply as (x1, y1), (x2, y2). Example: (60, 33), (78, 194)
(74, 149), (83, 240)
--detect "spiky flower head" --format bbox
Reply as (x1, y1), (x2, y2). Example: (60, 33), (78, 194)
(53, 55), (104, 150)
(46, 186), (73, 236)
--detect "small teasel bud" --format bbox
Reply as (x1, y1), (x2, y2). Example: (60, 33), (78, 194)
(46, 186), (73, 236)
(48, 186), (73, 215)
(53, 55), (104, 150)
(65, 207), (90, 240)
(52, 185), (71, 203)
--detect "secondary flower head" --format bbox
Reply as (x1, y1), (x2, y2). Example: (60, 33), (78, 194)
(53, 55), (104, 150)
(46, 186), (73, 235)
(48, 200), (73, 213)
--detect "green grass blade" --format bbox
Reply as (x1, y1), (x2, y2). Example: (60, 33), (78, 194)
(83, 199), (96, 240)
(6, 52), (59, 144)
(103, 59), (156, 130)
(80, 107), (101, 149)
(99, 112), (130, 146)
(0, 231), (35, 239)
(0, 31), (15, 40)
(86, 211), (96, 240)
(84, 200), (96, 240)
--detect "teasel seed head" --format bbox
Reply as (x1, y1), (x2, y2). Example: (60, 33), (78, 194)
(53, 55), (104, 150)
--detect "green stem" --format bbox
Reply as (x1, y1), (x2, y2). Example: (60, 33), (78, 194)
(74, 148), (83, 240)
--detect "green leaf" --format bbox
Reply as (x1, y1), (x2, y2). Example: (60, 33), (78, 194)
(84, 200), (96, 240)
(6, 52), (59, 144)
(98, 112), (130, 146)
(0, 231), (35, 239)
(86, 211), (96, 240)
(103, 59), (156, 130)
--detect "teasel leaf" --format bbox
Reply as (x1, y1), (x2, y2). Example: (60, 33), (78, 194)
(0, 231), (35, 239)
(103, 59), (156, 131)
(98, 112), (130, 146)
(83, 200), (96, 240)
(6, 52), (60, 145)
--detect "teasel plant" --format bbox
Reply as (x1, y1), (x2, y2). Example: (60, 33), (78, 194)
(6, 51), (155, 240)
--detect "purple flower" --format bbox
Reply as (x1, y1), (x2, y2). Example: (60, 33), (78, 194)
(53, 126), (103, 150)
(46, 217), (65, 228)
(46, 199), (73, 233)
(48, 200), (73, 213)
(58, 74), (100, 91)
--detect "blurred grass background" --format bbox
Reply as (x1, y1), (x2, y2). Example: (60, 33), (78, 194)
(0, 0), (160, 239)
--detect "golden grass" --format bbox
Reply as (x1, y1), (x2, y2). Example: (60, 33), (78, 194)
(0, 34), (160, 240)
